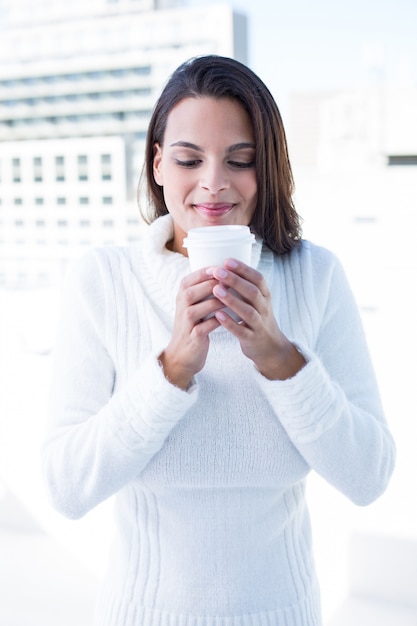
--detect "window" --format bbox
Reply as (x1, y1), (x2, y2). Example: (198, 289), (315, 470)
(65, 73), (81, 82)
(57, 220), (67, 227)
(133, 65), (151, 76)
(33, 156), (43, 182)
(132, 89), (151, 97)
(42, 75), (58, 84)
(86, 71), (105, 80)
(12, 158), (21, 183)
(57, 197), (66, 205)
(77, 155), (88, 181)
(102, 196), (113, 205)
(14, 197), (23, 205)
(35, 197), (44, 205)
(79, 196), (89, 205)
(103, 219), (114, 227)
(80, 220), (90, 227)
(0, 79), (17, 87)
(110, 69), (127, 78)
(101, 153), (112, 180)
(36, 220), (46, 227)
(55, 156), (65, 181)
(388, 155), (417, 166)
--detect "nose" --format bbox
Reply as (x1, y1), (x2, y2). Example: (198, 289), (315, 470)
(199, 163), (230, 194)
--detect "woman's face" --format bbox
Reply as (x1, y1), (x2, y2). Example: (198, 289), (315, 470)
(153, 96), (257, 255)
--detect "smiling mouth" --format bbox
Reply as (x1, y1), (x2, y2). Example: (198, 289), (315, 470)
(194, 203), (235, 216)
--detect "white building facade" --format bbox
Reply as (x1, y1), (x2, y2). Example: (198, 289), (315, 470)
(288, 84), (417, 314)
(0, 0), (247, 287)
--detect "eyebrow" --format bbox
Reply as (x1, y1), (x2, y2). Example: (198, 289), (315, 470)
(169, 141), (255, 153)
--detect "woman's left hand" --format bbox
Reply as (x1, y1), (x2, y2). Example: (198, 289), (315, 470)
(210, 259), (306, 380)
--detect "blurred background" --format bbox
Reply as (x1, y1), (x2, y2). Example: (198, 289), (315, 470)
(0, 0), (416, 624)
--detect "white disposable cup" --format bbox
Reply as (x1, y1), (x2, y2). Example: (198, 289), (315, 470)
(183, 225), (256, 322)
(183, 225), (255, 271)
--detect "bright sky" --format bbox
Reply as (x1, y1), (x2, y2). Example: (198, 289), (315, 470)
(189, 0), (417, 115)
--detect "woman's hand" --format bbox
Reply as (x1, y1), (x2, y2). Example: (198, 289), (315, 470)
(159, 268), (223, 390)
(211, 259), (306, 380)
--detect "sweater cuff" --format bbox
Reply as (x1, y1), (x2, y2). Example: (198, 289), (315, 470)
(111, 353), (198, 451)
(253, 344), (346, 444)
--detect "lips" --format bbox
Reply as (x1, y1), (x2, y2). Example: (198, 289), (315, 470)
(194, 203), (235, 217)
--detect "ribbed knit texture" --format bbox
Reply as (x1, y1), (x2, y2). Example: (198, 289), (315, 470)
(43, 214), (395, 626)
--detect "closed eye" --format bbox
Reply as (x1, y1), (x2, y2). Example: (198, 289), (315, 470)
(175, 158), (202, 168)
(228, 160), (255, 169)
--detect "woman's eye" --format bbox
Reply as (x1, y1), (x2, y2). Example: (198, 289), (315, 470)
(174, 158), (254, 169)
(175, 159), (201, 168)
(229, 160), (255, 169)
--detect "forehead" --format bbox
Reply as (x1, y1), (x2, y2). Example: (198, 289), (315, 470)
(164, 96), (254, 144)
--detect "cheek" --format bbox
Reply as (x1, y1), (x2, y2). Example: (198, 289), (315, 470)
(167, 170), (193, 195)
(246, 176), (258, 201)
(161, 177), (183, 210)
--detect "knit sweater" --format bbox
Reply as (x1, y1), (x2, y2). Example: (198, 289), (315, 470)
(43, 214), (395, 626)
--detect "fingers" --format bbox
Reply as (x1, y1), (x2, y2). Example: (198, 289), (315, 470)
(212, 285), (259, 330)
(178, 269), (217, 309)
(177, 278), (223, 328)
(214, 307), (252, 335)
(176, 260), (266, 334)
(210, 260), (270, 313)
(181, 266), (218, 289)
(223, 259), (268, 292)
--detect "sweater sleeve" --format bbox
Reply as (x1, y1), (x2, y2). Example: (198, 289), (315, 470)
(42, 250), (198, 519)
(253, 249), (396, 506)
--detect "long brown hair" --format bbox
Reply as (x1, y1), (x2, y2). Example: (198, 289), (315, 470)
(140, 55), (302, 255)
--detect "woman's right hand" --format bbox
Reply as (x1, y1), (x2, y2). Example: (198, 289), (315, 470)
(158, 268), (222, 389)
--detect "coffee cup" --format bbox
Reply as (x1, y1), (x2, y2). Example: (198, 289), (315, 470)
(183, 225), (255, 271)
(183, 225), (256, 321)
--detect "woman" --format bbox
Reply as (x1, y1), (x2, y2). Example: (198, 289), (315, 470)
(43, 55), (395, 626)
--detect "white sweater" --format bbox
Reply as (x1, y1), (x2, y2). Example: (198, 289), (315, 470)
(43, 214), (395, 626)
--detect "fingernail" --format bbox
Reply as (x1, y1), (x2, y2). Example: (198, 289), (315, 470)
(214, 285), (227, 297)
(225, 259), (238, 269)
(214, 268), (228, 278)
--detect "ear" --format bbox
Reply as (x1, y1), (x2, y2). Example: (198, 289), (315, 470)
(153, 143), (163, 186)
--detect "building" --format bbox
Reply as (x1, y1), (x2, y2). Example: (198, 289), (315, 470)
(288, 84), (417, 315)
(0, 0), (247, 287)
